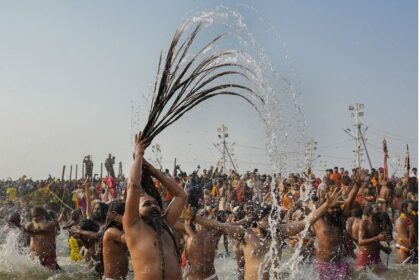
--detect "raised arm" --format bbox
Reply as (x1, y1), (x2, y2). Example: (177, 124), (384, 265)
(143, 159), (187, 227)
(123, 132), (146, 229)
(182, 206), (245, 240)
(71, 227), (100, 241)
(343, 169), (366, 218)
(84, 179), (92, 218)
(279, 188), (344, 238)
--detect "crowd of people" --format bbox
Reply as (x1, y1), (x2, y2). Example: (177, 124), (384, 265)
(1, 133), (418, 280)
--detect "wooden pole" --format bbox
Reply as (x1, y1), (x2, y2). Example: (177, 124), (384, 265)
(61, 165), (66, 182)
(82, 163), (85, 180)
(119, 162), (123, 178)
(75, 164), (78, 182)
(100, 162), (103, 180)
(69, 165), (73, 181)
(173, 157), (177, 177)
(60, 165), (66, 212)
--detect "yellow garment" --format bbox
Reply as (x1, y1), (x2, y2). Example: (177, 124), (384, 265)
(69, 236), (82, 261)
(371, 177), (377, 187)
(211, 185), (219, 197)
(6, 187), (17, 202)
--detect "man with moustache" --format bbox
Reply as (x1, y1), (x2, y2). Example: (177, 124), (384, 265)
(123, 132), (187, 280)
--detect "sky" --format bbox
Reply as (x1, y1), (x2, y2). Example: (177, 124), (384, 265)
(0, 0), (417, 179)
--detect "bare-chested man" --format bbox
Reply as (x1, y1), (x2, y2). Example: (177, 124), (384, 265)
(175, 210), (222, 280)
(356, 202), (392, 272)
(101, 200), (128, 280)
(395, 200), (418, 264)
(23, 206), (60, 270)
(346, 207), (363, 243)
(182, 189), (344, 280)
(312, 169), (366, 280)
(378, 181), (391, 213)
(123, 132), (187, 280)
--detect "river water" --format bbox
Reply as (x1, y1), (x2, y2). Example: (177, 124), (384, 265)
(0, 225), (417, 280)
(1, 6), (417, 280)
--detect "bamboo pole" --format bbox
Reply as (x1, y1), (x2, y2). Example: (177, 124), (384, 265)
(75, 164), (78, 182)
(69, 165), (73, 181)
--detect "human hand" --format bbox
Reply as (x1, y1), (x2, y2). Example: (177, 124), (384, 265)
(354, 168), (367, 186)
(376, 233), (386, 242)
(325, 188), (345, 208)
(134, 132), (147, 159)
(107, 212), (122, 224)
(69, 226), (81, 237)
(181, 205), (195, 221)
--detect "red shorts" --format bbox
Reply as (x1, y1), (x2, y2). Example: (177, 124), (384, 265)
(40, 252), (58, 269)
(356, 249), (386, 270)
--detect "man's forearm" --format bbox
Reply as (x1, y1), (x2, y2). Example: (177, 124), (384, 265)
(344, 182), (361, 217)
(78, 229), (99, 241)
(308, 203), (328, 225)
(195, 215), (244, 239)
(129, 154), (143, 187)
(358, 236), (378, 246)
(154, 169), (186, 197)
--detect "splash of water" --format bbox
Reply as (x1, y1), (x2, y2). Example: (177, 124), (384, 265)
(0, 226), (50, 279)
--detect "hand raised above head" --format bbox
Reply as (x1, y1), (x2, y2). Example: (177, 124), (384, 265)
(325, 188), (345, 208)
(354, 168), (367, 185)
(107, 212), (123, 223)
(134, 132), (148, 158)
(181, 205), (194, 221)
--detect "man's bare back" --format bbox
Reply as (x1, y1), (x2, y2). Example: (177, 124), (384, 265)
(179, 222), (222, 280)
(102, 227), (128, 279)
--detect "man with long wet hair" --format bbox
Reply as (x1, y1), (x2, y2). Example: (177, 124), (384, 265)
(100, 200), (128, 279)
(395, 199), (418, 264)
(123, 132), (187, 280)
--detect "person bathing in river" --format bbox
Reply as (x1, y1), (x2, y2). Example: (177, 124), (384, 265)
(182, 189), (344, 280)
(100, 200), (128, 280)
(123, 132), (187, 280)
(311, 169), (366, 280)
(174, 209), (223, 280)
(395, 200), (418, 264)
(356, 202), (392, 272)
(22, 206), (60, 270)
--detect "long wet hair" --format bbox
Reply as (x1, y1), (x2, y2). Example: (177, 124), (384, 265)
(98, 200), (126, 278)
(141, 169), (163, 209)
(79, 218), (100, 232)
(91, 202), (109, 224)
(141, 169), (180, 280)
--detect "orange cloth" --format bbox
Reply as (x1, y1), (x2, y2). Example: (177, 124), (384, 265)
(282, 194), (293, 210)
(211, 185), (219, 197)
(331, 172), (342, 186)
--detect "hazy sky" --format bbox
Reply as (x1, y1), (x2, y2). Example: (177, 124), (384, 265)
(0, 1), (417, 179)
